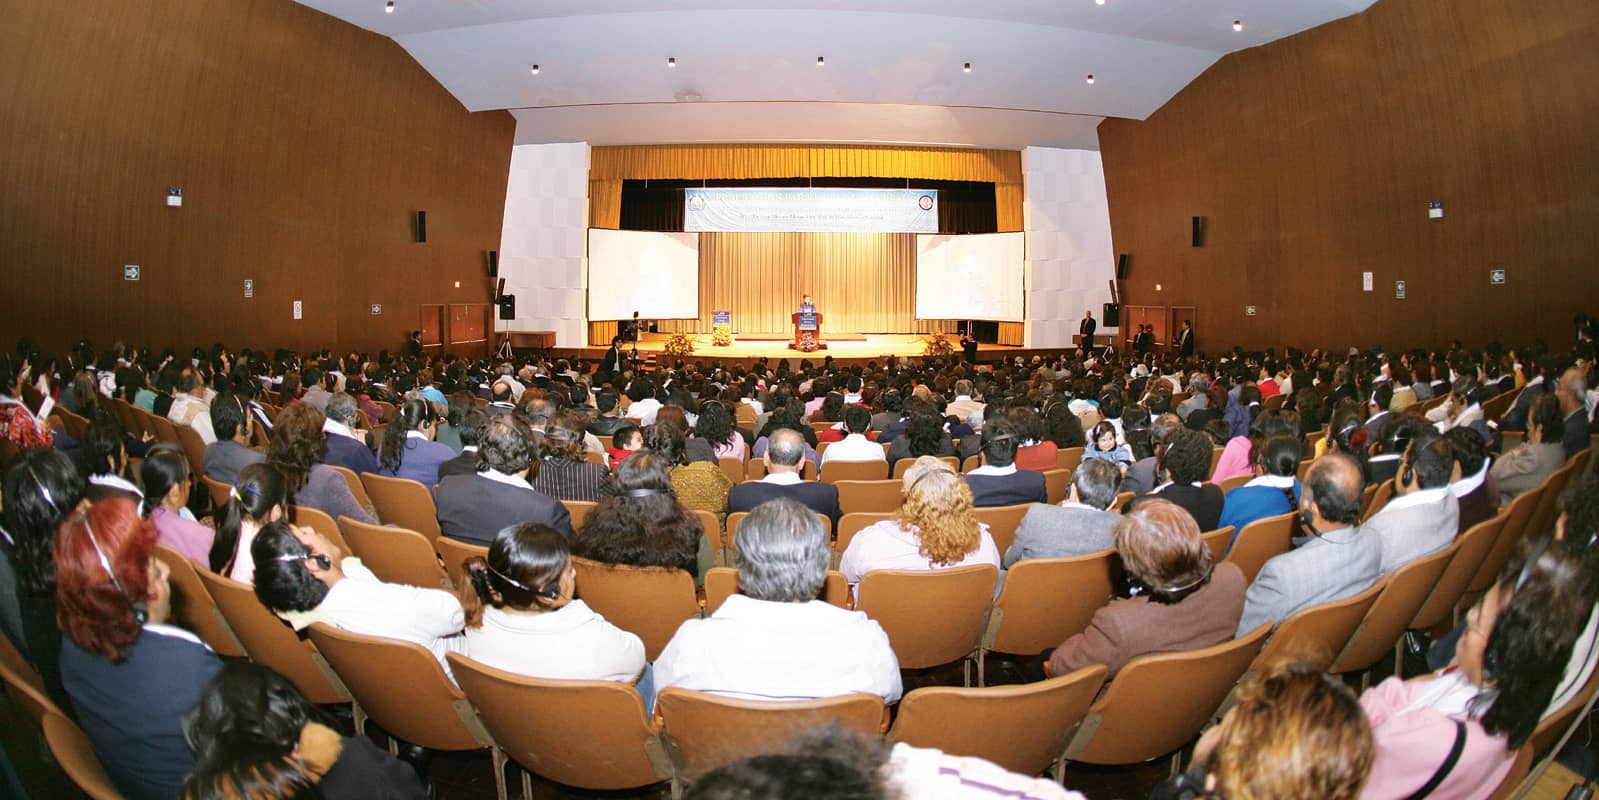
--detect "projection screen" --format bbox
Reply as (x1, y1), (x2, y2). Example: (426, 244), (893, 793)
(914, 232), (1025, 321)
(586, 229), (700, 321)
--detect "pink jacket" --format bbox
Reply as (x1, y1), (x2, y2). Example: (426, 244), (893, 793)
(1359, 673), (1515, 800)
(1210, 436), (1253, 482)
(150, 506), (217, 568)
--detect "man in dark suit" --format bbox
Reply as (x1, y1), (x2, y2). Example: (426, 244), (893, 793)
(1126, 427), (1223, 531)
(436, 416), (573, 545)
(601, 336), (627, 378)
(1362, 382), (1394, 441)
(963, 418), (1047, 508)
(727, 429), (841, 527)
(587, 389), (626, 436)
(1176, 320), (1195, 357)
(1558, 367), (1593, 460)
(484, 381), (516, 416)
(1079, 310), (1097, 347)
(436, 407), (487, 481)
(320, 393), (379, 475)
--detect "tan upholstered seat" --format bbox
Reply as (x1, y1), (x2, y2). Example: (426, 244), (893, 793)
(820, 459), (890, 483)
(1215, 473), (1251, 494)
(287, 504), (352, 557)
(571, 556), (700, 661)
(716, 455), (745, 485)
(892, 456), (959, 478)
(1330, 544), (1456, 680)
(655, 688), (885, 781)
(835, 479), (903, 514)
(701, 566), (849, 614)
(172, 424), (209, 481)
(856, 565), (999, 684)
(961, 454), (981, 473)
(725, 509), (831, 563)
(1223, 511), (1296, 583)
(200, 474), (233, 509)
(339, 516), (449, 590)
(1251, 579), (1384, 674)
(978, 550), (1118, 685)
(197, 569), (350, 705)
(43, 709), (127, 800)
(562, 499), (598, 532)
(1407, 512), (1505, 640)
(151, 544), (247, 658)
(973, 503), (1032, 559)
(360, 472), (443, 544)
(1200, 526), (1235, 564)
(1056, 447), (1086, 474)
(327, 465), (375, 512)
(435, 536), (489, 590)
(1042, 469), (1071, 504)
(1362, 479), (1396, 522)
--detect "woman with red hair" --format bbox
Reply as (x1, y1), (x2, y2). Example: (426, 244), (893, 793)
(56, 497), (221, 800)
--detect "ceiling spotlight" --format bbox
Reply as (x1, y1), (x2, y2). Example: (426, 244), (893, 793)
(963, 62), (972, 73)
(1096, 0), (1105, 5)
(667, 57), (676, 68)
(1232, 19), (1244, 31)
(530, 64), (540, 75)
(1085, 74), (1095, 84)
(817, 56), (825, 67)
(384, 1), (394, 12)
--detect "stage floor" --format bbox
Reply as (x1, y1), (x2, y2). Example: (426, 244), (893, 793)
(545, 333), (1054, 367)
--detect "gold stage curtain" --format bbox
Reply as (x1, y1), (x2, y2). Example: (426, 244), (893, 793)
(590, 144), (1021, 185)
(589, 180), (622, 229)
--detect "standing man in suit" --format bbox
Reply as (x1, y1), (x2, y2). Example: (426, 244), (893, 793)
(601, 336), (627, 378)
(1079, 310), (1097, 349)
(1364, 434), (1460, 575)
(1177, 319), (1196, 357)
(1236, 453), (1381, 635)
(727, 428), (841, 528)
(435, 416), (573, 545)
(964, 418), (1047, 508)
(1004, 459), (1122, 567)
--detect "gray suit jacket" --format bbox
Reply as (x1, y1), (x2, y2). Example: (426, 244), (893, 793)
(1236, 525), (1382, 636)
(1363, 488), (1459, 575)
(202, 440), (265, 484)
(1003, 503), (1120, 568)
(1491, 442), (1566, 505)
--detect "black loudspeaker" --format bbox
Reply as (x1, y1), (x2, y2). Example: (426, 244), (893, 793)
(415, 211), (428, 243)
(487, 250), (498, 277)
(1116, 253), (1129, 280)
(1102, 303), (1121, 328)
(1191, 216), (1203, 247)
(497, 294), (516, 320)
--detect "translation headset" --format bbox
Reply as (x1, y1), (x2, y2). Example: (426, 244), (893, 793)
(275, 550), (332, 571)
(624, 487), (667, 498)
(79, 513), (149, 625)
(486, 564), (563, 601)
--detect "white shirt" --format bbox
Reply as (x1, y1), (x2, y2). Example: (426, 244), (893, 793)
(839, 520), (1001, 587)
(479, 467), (534, 491)
(739, 397), (764, 416)
(885, 743), (1087, 800)
(1379, 485), (1453, 515)
(653, 594), (902, 702)
(323, 418), (359, 441)
(1243, 474), (1297, 490)
(966, 463), (1017, 477)
(310, 560), (466, 675)
(760, 470), (805, 486)
(625, 397), (662, 427)
(1450, 460), (1491, 499)
(464, 602), (644, 683)
(168, 393), (217, 444)
(821, 433), (887, 464)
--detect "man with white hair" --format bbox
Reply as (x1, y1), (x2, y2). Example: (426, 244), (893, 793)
(1558, 366), (1593, 459)
(945, 380), (985, 430)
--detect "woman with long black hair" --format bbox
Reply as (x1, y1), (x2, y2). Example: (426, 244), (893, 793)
(377, 398), (455, 487)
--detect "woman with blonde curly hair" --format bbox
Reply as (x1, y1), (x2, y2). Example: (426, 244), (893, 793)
(838, 455), (1000, 587)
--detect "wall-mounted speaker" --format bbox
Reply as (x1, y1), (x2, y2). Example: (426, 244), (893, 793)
(497, 294), (516, 320)
(487, 249), (498, 277)
(415, 210), (428, 243)
(1191, 216), (1203, 247)
(1102, 302), (1121, 328)
(1116, 253), (1129, 280)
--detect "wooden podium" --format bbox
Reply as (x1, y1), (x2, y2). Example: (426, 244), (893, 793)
(790, 311), (825, 350)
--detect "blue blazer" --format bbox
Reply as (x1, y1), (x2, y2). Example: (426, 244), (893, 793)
(378, 436), (456, 487)
(324, 430), (380, 475)
(1218, 482), (1303, 547)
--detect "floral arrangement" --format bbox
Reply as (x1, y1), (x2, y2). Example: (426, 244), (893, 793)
(664, 332), (696, 356)
(711, 325), (734, 347)
(922, 333), (957, 358)
(796, 331), (820, 352)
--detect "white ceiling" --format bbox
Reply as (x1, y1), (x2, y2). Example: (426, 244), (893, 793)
(296, 0), (1376, 150)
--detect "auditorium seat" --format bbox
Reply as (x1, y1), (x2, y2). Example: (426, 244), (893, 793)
(978, 550), (1117, 685)
(1222, 511), (1296, 583)
(834, 479), (903, 514)
(1248, 579), (1383, 676)
(702, 566), (849, 614)
(360, 472), (442, 543)
(655, 689), (884, 783)
(340, 516), (450, 590)
(1200, 526), (1235, 563)
(856, 565), (998, 685)
(1330, 545), (1455, 682)
(570, 556), (699, 661)
(151, 544), (247, 658)
(197, 569), (351, 706)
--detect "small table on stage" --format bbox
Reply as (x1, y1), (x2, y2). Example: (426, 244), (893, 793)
(791, 312), (825, 350)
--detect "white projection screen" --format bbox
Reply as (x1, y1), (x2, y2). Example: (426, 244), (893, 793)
(586, 229), (700, 320)
(915, 232), (1025, 321)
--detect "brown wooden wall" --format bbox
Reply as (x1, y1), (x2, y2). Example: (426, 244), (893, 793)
(1098, 0), (1599, 354)
(0, 0), (514, 356)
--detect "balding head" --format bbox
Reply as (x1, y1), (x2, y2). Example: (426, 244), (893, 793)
(765, 428), (807, 473)
(1304, 453), (1364, 528)
(1559, 367), (1589, 414)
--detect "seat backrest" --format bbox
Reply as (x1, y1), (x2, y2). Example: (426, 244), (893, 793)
(0, 630), (44, 697)
(374, 400), (396, 423)
(1223, 511), (1296, 583)
(173, 424), (208, 480)
(1296, 458), (1314, 482)
(716, 455), (745, 485)
(43, 709), (125, 800)
(199, 474), (233, 509)
(1210, 448), (1225, 478)
(702, 566), (848, 614)
(359, 472), (443, 543)
(961, 454), (981, 473)
(339, 516), (449, 590)
(1363, 479), (1397, 523)
(972, 504), (1031, 558)
(1530, 653), (1599, 761)
(1527, 461), (1579, 540)
(1216, 473), (1251, 494)
(1359, 482), (1380, 519)
(1056, 447), (1086, 474)
(1066, 623), (1271, 765)
(1112, 490), (1134, 511)
(891, 664), (1108, 777)
(1252, 579), (1385, 674)
(148, 414), (179, 444)
(151, 544), (247, 658)
(986, 550), (1117, 656)
(448, 654), (671, 791)
(1330, 545), (1456, 674)
(571, 556), (700, 661)
(305, 623), (487, 752)
(563, 499), (598, 532)
(1042, 469), (1070, 504)
(856, 565), (999, 669)
(585, 450), (608, 467)
(692, 509), (726, 564)
(1201, 526), (1235, 564)
(327, 465), (374, 512)
(1409, 512), (1506, 632)
(288, 504), (352, 557)
(836, 480), (904, 515)
(435, 536), (489, 590)
(196, 569), (348, 705)
(821, 459), (890, 483)
(1469, 487), (1542, 595)
(0, 658), (57, 726)
(656, 688), (885, 778)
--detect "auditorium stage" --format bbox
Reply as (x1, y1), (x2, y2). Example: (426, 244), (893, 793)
(537, 333), (1067, 370)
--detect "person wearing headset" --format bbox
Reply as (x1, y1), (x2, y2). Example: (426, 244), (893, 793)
(1235, 453), (1383, 636)
(1365, 430), (1461, 575)
(55, 497), (222, 800)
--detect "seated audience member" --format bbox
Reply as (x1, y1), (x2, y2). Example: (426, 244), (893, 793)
(1210, 407), (1299, 484)
(181, 661), (427, 799)
(138, 446), (215, 566)
(531, 410), (615, 502)
(883, 406), (955, 470)
(588, 388), (626, 436)
(1557, 366), (1592, 460)
(1492, 394), (1567, 507)
(435, 416), (573, 545)
(1128, 427), (1225, 531)
(1427, 376), (1486, 435)
(1155, 662), (1373, 800)
(606, 421), (645, 466)
(266, 403), (373, 524)
(252, 520), (465, 672)
(647, 420), (733, 522)
(0, 357), (53, 449)
(77, 415), (142, 502)
(459, 523), (644, 682)
(1217, 435), (1303, 536)
(869, 390), (903, 433)
(167, 370), (217, 443)
(819, 404), (885, 466)
(623, 379), (662, 426)
(695, 400), (746, 461)
(321, 392), (380, 475)
(1367, 414), (1415, 486)
(1360, 541), (1590, 799)
(1081, 420), (1134, 476)
(1237, 453), (1381, 635)
(1367, 432), (1460, 575)
(963, 418), (1048, 507)
(945, 380), (985, 429)
(298, 367), (332, 412)
(727, 428), (842, 528)
(377, 398), (455, 487)
(1004, 459), (1122, 567)
(1363, 381), (1396, 441)
(209, 462), (289, 582)
(1121, 413), (1182, 497)
(656, 405), (717, 464)
(753, 405), (823, 470)
(956, 405), (1003, 463)
(1447, 426), (1497, 534)
(1044, 400), (1087, 450)
(1047, 499), (1245, 679)
(574, 452), (712, 580)
(202, 392), (264, 483)
(433, 390), (474, 453)
(436, 407), (487, 480)
(1011, 406), (1058, 472)
(56, 498), (221, 800)
(839, 456), (1001, 587)
(2, 448), (85, 707)
(654, 498), (902, 703)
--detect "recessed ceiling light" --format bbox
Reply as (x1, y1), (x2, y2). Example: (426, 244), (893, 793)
(1233, 19), (1244, 31)
(530, 64), (540, 75)
(1085, 74), (1095, 84)
(817, 56), (825, 67)
(667, 57), (676, 68)
(963, 62), (972, 73)
(1096, 0), (1105, 5)
(384, 0), (394, 12)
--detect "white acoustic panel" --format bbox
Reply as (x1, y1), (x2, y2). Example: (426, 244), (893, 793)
(1022, 146), (1115, 348)
(498, 142), (590, 346)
